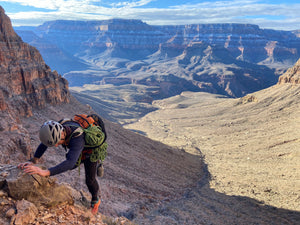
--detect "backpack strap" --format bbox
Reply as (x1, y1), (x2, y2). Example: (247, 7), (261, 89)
(58, 118), (72, 125)
(59, 118), (84, 147)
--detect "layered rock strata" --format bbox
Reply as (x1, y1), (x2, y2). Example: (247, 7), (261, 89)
(0, 6), (70, 162)
(0, 7), (69, 116)
(15, 19), (300, 100)
(24, 20), (300, 66)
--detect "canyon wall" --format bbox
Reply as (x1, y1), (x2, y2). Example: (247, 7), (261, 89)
(0, 6), (70, 162)
(15, 19), (300, 99)
(21, 20), (300, 65)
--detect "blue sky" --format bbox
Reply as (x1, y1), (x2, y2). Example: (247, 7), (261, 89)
(0, 0), (299, 30)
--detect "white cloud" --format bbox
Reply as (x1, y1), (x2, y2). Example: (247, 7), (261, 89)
(170, 0), (260, 9)
(110, 0), (155, 8)
(1, 0), (61, 10)
(3, 0), (300, 30)
(1, 0), (155, 10)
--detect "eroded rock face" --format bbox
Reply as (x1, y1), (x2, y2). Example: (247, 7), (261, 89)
(278, 58), (300, 84)
(0, 6), (70, 116)
(0, 6), (70, 162)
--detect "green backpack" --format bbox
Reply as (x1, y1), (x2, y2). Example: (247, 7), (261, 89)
(60, 114), (108, 166)
(82, 123), (107, 163)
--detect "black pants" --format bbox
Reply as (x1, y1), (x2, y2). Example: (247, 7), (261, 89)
(83, 158), (99, 201)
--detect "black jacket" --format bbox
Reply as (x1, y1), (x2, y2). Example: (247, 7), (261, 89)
(34, 121), (85, 176)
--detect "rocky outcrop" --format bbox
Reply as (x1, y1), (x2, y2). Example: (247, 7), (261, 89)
(0, 7), (70, 116)
(0, 164), (74, 225)
(0, 165), (75, 207)
(0, 6), (70, 161)
(278, 58), (300, 84)
(12, 200), (38, 225)
(0, 164), (132, 225)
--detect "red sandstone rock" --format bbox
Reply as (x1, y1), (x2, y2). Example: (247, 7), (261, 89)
(0, 7), (70, 160)
(0, 6), (70, 116)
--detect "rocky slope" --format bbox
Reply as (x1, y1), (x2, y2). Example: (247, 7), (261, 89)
(278, 58), (300, 84)
(0, 6), (69, 163)
(125, 60), (300, 217)
(0, 7), (203, 224)
(0, 164), (133, 225)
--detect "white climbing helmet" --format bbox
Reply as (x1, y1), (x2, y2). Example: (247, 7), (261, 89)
(39, 121), (64, 147)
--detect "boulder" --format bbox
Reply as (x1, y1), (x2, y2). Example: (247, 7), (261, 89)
(13, 199), (38, 225)
(1, 164), (75, 207)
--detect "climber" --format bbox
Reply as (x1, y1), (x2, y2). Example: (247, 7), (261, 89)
(18, 120), (102, 215)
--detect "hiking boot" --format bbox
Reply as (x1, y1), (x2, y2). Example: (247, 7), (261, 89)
(91, 198), (101, 215)
(97, 163), (104, 177)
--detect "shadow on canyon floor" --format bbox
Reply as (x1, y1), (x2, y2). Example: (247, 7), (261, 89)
(133, 158), (300, 225)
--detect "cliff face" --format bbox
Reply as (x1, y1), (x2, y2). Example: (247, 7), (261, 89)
(176, 24), (299, 64)
(0, 6), (70, 161)
(278, 58), (300, 84)
(15, 19), (300, 100)
(34, 19), (161, 57)
(0, 7), (70, 115)
(24, 20), (300, 65)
